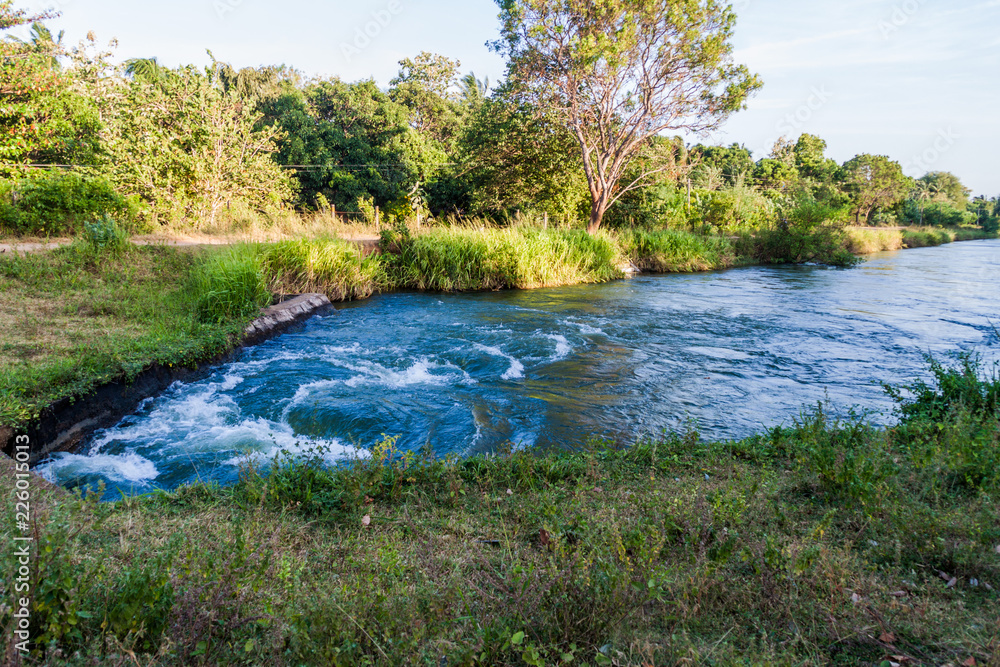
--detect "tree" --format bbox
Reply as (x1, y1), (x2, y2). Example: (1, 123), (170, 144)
(10, 21), (64, 69)
(0, 5), (100, 174)
(753, 158), (796, 193)
(841, 154), (909, 225)
(460, 72), (490, 106)
(691, 143), (754, 187)
(793, 134), (836, 181)
(390, 52), (461, 99)
(458, 92), (587, 220)
(98, 65), (292, 225)
(493, 0), (761, 233)
(918, 171), (970, 210)
(261, 79), (437, 212)
(124, 57), (167, 83)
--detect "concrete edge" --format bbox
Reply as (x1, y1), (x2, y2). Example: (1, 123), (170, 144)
(0, 294), (333, 466)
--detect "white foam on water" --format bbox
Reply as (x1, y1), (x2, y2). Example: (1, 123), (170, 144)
(89, 384), (241, 456)
(474, 343), (525, 380)
(37, 451), (159, 485)
(281, 379), (343, 419)
(563, 319), (605, 336)
(52, 366), (365, 488)
(217, 374), (245, 391)
(337, 358), (471, 389)
(544, 334), (573, 362)
(218, 418), (364, 467)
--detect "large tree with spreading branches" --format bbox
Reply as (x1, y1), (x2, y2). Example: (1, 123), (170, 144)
(493, 0), (762, 232)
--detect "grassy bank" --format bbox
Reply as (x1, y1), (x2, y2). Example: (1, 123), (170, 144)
(0, 241), (250, 428)
(4, 355), (998, 665)
(845, 226), (998, 254)
(0, 223), (992, 431)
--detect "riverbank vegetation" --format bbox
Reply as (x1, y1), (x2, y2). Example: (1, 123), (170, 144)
(7, 210), (1000, 431)
(5, 354), (998, 665)
(0, 233), (247, 428)
(0, 224), (853, 429)
(2, 4), (997, 248)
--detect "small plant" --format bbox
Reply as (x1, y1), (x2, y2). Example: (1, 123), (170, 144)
(98, 551), (176, 652)
(788, 403), (896, 508)
(82, 216), (131, 255)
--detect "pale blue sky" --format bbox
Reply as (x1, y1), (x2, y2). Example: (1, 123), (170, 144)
(18, 0), (1000, 195)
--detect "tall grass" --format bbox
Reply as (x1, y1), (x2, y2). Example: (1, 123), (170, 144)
(903, 228), (955, 248)
(617, 228), (738, 272)
(390, 227), (624, 290)
(844, 227), (904, 254)
(190, 245), (272, 323)
(259, 238), (387, 301)
(846, 226), (997, 254)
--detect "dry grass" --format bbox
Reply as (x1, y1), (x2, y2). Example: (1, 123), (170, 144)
(844, 227), (905, 254)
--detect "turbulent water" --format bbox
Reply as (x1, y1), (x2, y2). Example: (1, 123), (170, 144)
(39, 240), (1000, 499)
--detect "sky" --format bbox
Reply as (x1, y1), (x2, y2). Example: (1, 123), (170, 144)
(15, 0), (1000, 195)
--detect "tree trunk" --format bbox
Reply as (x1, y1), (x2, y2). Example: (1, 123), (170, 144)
(587, 204), (604, 234)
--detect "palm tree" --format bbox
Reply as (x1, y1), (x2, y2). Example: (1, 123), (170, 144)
(913, 181), (933, 225)
(460, 72), (489, 105)
(10, 22), (63, 69)
(124, 57), (167, 83)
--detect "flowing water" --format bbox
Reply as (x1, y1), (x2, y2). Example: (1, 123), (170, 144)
(38, 240), (1000, 498)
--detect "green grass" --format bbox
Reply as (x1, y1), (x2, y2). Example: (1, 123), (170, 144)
(617, 228), (739, 272)
(388, 227), (624, 291)
(191, 244), (273, 323)
(0, 242), (249, 427)
(259, 237), (388, 301)
(6, 355), (998, 665)
(2, 223), (985, 430)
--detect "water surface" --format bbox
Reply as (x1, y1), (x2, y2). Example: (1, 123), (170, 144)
(39, 240), (1000, 498)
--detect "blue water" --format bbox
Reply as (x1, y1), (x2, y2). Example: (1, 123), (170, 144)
(38, 240), (1000, 498)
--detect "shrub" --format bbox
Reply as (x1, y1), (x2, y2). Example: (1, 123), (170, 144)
(791, 200), (848, 228)
(98, 552), (176, 652)
(0, 171), (136, 236)
(786, 404), (897, 509)
(887, 354), (1000, 493)
(697, 186), (774, 234)
(738, 226), (859, 267)
(82, 216), (131, 255)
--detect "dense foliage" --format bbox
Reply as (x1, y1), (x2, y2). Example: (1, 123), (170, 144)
(1, 3), (994, 238)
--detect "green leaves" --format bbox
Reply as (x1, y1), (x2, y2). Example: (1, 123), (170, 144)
(493, 0), (762, 230)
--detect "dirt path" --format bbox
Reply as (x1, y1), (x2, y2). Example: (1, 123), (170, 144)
(0, 235), (382, 255)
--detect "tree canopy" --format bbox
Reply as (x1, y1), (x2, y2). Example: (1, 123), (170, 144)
(493, 0), (762, 232)
(842, 154), (910, 225)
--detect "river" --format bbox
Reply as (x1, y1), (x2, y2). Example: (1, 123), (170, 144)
(38, 240), (1000, 498)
